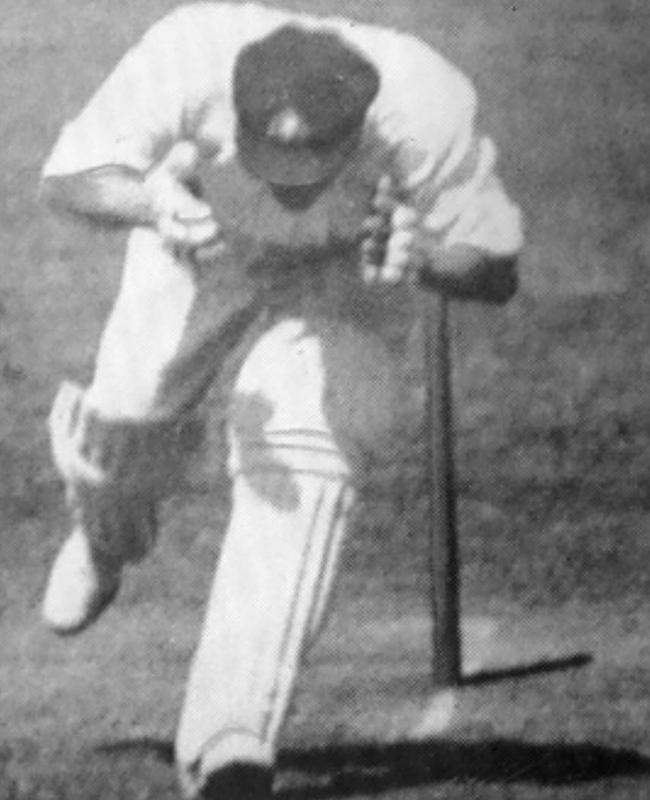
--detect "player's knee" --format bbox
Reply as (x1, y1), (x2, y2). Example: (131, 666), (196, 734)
(232, 318), (328, 433)
(228, 319), (350, 483)
(227, 317), (400, 479)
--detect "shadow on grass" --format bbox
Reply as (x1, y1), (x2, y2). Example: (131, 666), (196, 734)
(464, 652), (593, 687)
(97, 733), (650, 792)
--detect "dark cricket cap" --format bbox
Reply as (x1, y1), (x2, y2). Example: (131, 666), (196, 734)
(233, 24), (380, 185)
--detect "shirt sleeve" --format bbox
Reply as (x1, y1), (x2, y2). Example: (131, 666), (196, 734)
(42, 12), (193, 178)
(388, 42), (523, 259)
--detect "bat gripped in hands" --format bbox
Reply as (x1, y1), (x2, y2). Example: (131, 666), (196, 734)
(359, 174), (425, 287)
(146, 140), (225, 264)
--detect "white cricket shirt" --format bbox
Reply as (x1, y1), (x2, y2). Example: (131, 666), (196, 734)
(43, 2), (523, 261)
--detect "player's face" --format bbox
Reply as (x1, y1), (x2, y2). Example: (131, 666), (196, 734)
(237, 125), (362, 210)
(268, 177), (334, 211)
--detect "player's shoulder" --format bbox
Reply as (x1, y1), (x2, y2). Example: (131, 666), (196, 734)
(333, 19), (476, 136)
(150, 2), (260, 26)
(129, 1), (295, 83)
(392, 30), (476, 109)
(145, 2), (294, 44)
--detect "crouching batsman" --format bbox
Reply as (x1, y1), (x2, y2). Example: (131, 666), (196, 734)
(39, 3), (523, 798)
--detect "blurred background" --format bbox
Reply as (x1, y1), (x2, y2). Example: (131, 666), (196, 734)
(0, 2), (649, 798)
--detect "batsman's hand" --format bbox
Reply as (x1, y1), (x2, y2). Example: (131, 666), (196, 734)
(360, 175), (423, 286)
(145, 141), (225, 263)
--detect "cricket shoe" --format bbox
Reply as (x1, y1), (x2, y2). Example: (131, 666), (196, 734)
(197, 763), (273, 800)
(42, 526), (121, 635)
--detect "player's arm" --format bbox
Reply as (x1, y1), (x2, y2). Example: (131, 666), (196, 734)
(362, 48), (522, 303)
(406, 238), (518, 305)
(361, 180), (519, 305)
(40, 166), (158, 228)
(40, 145), (220, 257)
(39, 10), (222, 258)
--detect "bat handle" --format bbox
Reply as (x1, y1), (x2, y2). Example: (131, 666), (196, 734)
(360, 175), (396, 281)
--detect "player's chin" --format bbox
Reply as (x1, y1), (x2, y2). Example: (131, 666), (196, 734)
(237, 123), (360, 211)
(268, 181), (330, 211)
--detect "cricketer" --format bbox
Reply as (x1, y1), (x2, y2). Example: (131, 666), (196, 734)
(39, 3), (523, 798)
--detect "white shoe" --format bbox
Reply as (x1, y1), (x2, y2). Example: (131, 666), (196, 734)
(42, 527), (121, 635)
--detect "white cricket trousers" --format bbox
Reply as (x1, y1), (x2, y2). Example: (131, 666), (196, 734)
(50, 227), (403, 798)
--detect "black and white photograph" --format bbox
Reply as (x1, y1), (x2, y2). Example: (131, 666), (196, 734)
(0, 1), (649, 798)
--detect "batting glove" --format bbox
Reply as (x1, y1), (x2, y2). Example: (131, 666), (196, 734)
(145, 141), (225, 263)
(360, 175), (422, 286)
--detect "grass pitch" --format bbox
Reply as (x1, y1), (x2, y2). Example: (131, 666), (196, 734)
(1, 1), (650, 798)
